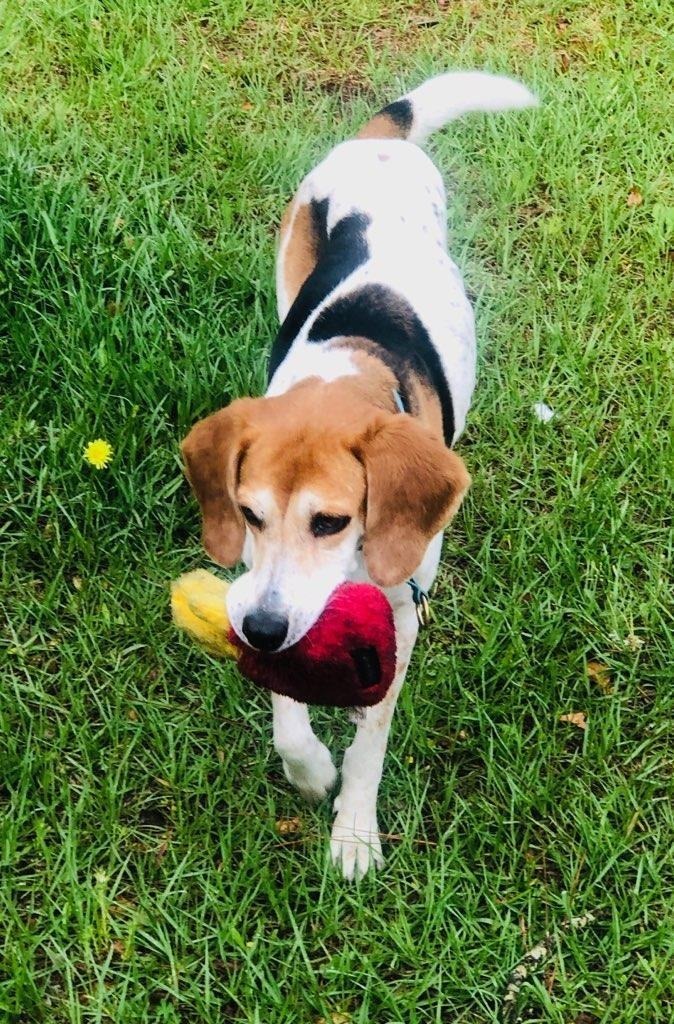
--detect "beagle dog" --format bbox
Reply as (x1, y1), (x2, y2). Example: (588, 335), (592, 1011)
(182, 71), (537, 879)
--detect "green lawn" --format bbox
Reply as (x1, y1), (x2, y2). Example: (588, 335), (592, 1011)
(1, 1), (673, 1021)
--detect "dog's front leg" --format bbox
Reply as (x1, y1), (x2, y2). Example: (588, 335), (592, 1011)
(272, 692), (337, 803)
(331, 601), (419, 880)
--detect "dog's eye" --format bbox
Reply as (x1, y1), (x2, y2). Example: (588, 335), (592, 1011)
(240, 505), (263, 529)
(311, 513), (351, 538)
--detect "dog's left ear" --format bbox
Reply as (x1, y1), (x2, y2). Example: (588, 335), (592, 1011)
(356, 414), (470, 588)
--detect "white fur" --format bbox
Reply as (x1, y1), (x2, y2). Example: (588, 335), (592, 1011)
(272, 693), (337, 803)
(401, 71), (538, 144)
(272, 138), (477, 441)
(266, 345), (358, 396)
(262, 72), (536, 878)
(272, 72), (537, 442)
(330, 533), (442, 879)
(227, 488), (362, 650)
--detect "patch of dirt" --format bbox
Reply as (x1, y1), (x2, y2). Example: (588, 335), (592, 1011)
(191, 7), (450, 102)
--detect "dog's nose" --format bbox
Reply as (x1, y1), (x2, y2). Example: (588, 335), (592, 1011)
(241, 610), (289, 652)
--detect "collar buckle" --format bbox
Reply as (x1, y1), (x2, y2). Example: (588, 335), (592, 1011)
(408, 577), (431, 628)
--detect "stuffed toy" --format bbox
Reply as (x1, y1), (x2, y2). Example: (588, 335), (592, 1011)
(171, 569), (397, 707)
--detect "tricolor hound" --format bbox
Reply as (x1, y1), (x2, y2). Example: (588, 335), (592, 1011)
(182, 71), (537, 879)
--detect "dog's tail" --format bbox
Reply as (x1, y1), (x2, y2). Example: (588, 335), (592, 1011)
(357, 71), (537, 145)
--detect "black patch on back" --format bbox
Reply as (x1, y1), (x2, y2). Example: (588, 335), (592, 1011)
(310, 196), (329, 251)
(268, 202), (370, 382)
(309, 284), (455, 445)
(380, 98), (414, 136)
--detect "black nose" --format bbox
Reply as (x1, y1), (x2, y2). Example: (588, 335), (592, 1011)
(242, 610), (288, 652)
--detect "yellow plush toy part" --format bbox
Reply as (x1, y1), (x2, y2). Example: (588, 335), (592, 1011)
(171, 568), (398, 708)
(170, 569), (238, 659)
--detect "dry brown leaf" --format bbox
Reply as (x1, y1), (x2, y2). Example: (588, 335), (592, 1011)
(275, 817), (302, 835)
(155, 840), (169, 863)
(587, 660), (612, 694)
(559, 711), (587, 730)
(627, 189), (643, 207)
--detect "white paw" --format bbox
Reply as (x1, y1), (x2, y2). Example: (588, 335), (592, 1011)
(330, 800), (384, 881)
(282, 745), (337, 804)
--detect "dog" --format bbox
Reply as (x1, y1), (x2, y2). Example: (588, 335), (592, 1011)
(182, 71), (537, 879)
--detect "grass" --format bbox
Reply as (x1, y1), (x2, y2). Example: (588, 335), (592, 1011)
(1, 0), (673, 1020)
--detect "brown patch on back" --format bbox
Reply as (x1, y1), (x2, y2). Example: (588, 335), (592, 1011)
(357, 113), (406, 140)
(279, 201), (319, 310)
(333, 342), (400, 411)
(336, 338), (444, 438)
(414, 381), (444, 440)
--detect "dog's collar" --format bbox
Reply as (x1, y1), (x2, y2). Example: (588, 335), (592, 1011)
(392, 387), (407, 414)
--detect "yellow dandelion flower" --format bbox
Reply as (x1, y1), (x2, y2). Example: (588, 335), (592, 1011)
(83, 438), (113, 470)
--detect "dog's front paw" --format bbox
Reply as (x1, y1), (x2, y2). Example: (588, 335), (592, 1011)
(282, 744), (337, 804)
(330, 798), (384, 880)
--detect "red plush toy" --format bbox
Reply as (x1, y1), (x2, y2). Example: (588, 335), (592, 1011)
(171, 571), (397, 708)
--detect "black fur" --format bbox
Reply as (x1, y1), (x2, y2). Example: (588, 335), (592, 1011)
(380, 98), (414, 137)
(309, 284), (455, 445)
(268, 203), (370, 381)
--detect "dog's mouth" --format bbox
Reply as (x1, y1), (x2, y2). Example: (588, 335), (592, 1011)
(350, 645), (382, 691)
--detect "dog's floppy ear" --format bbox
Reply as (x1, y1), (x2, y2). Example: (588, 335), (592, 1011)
(357, 414), (470, 588)
(181, 399), (257, 567)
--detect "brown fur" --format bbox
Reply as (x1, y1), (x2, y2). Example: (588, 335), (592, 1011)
(337, 339), (445, 438)
(182, 377), (470, 586)
(278, 201), (320, 309)
(181, 398), (256, 566)
(332, 344), (401, 412)
(357, 113), (407, 141)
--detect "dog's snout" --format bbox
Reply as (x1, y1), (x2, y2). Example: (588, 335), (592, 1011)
(242, 609), (289, 652)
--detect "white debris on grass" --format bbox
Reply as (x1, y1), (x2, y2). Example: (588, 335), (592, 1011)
(533, 402), (555, 423)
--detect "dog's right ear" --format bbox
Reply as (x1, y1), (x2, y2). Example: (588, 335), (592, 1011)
(181, 399), (257, 567)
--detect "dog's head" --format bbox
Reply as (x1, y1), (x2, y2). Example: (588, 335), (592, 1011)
(182, 379), (469, 651)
